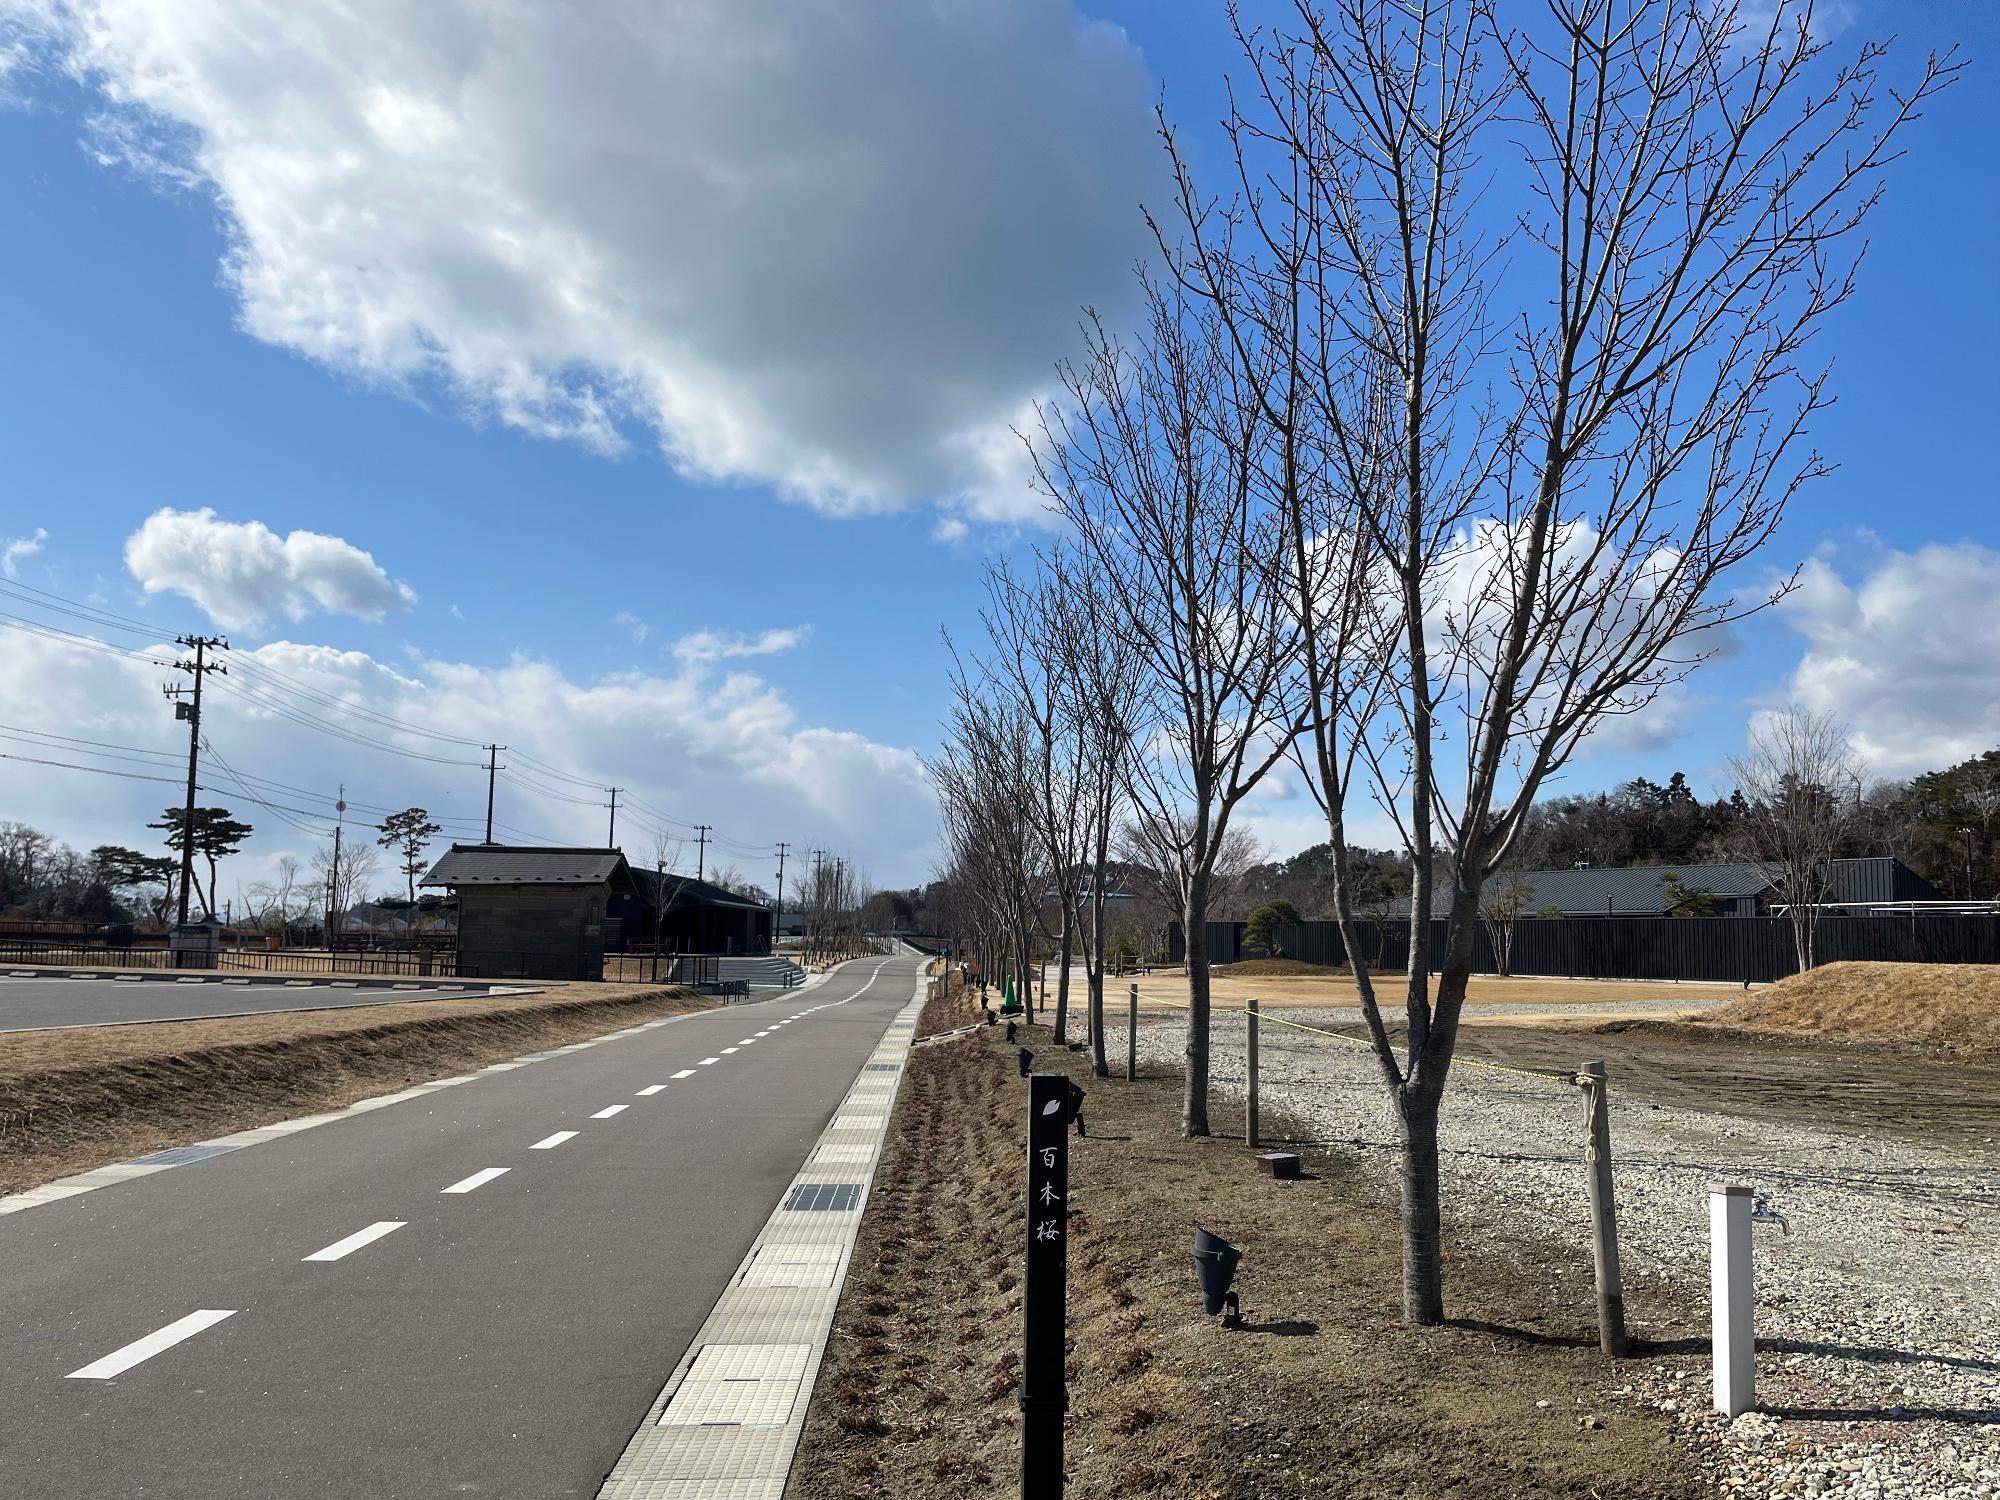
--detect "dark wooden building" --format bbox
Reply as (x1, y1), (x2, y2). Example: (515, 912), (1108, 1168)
(611, 868), (774, 956)
(421, 845), (634, 981)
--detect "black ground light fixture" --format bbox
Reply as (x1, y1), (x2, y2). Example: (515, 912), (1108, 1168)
(1065, 1080), (1087, 1137)
(1017, 1046), (1035, 1077)
(1005, 1019), (1018, 1043)
(1190, 1227), (1242, 1326)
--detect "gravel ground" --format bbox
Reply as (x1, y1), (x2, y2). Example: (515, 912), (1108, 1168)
(1125, 1008), (2000, 1500)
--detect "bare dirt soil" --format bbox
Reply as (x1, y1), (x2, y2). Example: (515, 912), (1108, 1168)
(791, 984), (1710, 1499)
(1445, 1015), (2000, 1158)
(0, 982), (710, 1196)
(1709, 960), (2000, 1053)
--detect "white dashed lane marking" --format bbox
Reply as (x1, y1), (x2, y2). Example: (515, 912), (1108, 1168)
(637, 1085), (666, 1096)
(442, 1168), (510, 1195)
(720, 1047), (739, 1055)
(302, 1220), (406, 1263)
(67, 1310), (235, 1380)
(698, 1058), (719, 1066)
(591, 1105), (628, 1119)
(671, 1069), (696, 1079)
(531, 1131), (579, 1150)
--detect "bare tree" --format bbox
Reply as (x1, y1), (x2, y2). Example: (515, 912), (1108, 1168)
(1046, 546), (1143, 1075)
(1479, 877), (1535, 978)
(931, 673), (1045, 1014)
(1731, 706), (1863, 970)
(310, 837), (379, 939)
(976, 557), (1092, 1043)
(1031, 271), (1303, 1137)
(1215, 0), (1953, 1323)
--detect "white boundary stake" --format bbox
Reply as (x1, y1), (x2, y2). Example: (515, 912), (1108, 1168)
(1709, 1181), (1755, 1417)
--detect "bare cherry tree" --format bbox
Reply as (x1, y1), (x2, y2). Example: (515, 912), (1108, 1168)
(1731, 706), (1863, 971)
(1031, 272), (1302, 1137)
(1219, 0), (1954, 1322)
(1046, 546), (1143, 1075)
(977, 557), (1091, 1042)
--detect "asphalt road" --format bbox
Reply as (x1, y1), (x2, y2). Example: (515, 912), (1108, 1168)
(0, 975), (495, 1032)
(0, 952), (922, 1498)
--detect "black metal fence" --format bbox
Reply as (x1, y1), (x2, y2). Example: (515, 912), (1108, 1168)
(1172, 913), (2000, 984)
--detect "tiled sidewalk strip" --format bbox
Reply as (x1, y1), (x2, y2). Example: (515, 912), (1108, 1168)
(597, 973), (927, 1499)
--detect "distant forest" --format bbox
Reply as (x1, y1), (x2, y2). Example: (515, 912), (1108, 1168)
(1220, 747), (2000, 922)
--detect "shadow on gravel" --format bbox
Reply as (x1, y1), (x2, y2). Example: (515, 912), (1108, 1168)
(1639, 1335), (2000, 1374)
(1762, 1404), (2000, 1425)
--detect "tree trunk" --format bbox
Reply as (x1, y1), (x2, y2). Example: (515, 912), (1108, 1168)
(1053, 908), (1074, 1044)
(1397, 1088), (1446, 1325)
(1088, 887), (1109, 1077)
(1182, 873), (1213, 1138)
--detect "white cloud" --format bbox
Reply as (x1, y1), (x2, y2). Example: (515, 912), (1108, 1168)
(1, 526), (46, 576)
(610, 611), (649, 647)
(123, 507), (416, 630)
(0, 625), (938, 888)
(672, 625), (810, 665)
(17, 0), (1159, 527)
(1775, 541), (2000, 774)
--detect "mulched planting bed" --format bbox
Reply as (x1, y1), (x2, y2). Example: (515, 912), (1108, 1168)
(791, 984), (1709, 1498)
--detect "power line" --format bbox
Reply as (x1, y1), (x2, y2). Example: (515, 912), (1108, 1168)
(0, 749), (184, 787)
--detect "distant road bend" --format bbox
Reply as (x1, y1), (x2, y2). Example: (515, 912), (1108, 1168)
(0, 952), (925, 1499)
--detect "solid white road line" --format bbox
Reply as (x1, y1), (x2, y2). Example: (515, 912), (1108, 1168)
(531, 1131), (579, 1150)
(591, 1105), (628, 1119)
(302, 1220), (406, 1263)
(637, 1084), (666, 1096)
(442, 1167), (510, 1194)
(67, 1309), (235, 1380)
(698, 1057), (719, 1066)
(671, 1069), (696, 1079)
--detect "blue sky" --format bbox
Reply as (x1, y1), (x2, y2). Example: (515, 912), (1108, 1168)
(1, 0), (1996, 893)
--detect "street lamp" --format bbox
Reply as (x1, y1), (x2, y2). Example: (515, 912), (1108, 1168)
(1958, 826), (1976, 897)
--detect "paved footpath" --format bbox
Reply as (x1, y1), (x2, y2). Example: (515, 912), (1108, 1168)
(0, 952), (925, 1499)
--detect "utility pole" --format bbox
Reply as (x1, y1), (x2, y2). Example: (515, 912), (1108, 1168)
(164, 634), (228, 924)
(694, 824), (712, 882)
(606, 788), (622, 848)
(773, 842), (789, 953)
(482, 745), (505, 843)
(330, 788), (346, 942)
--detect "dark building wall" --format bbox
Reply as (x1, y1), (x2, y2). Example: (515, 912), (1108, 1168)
(457, 883), (608, 980)
(607, 893), (773, 955)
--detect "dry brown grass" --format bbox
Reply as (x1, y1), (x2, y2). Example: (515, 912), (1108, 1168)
(1707, 961), (2000, 1053)
(0, 982), (712, 1196)
(1117, 969), (1749, 1014)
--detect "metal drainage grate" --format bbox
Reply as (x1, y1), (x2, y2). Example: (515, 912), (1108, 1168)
(863, 1063), (899, 1072)
(782, 1183), (861, 1212)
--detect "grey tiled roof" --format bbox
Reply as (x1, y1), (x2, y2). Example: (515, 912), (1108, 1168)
(1498, 863), (1774, 916)
(421, 844), (632, 889)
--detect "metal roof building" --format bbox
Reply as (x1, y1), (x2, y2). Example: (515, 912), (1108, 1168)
(421, 844), (635, 980)
(1446, 856), (1938, 918)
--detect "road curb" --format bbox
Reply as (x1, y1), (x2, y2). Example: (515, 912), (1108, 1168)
(597, 968), (926, 1499)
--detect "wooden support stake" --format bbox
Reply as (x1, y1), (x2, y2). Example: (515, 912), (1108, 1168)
(1126, 983), (1138, 1082)
(1246, 997), (1260, 1148)
(1577, 1060), (1628, 1357)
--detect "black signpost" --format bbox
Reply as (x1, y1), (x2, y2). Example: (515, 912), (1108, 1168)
(1022, 1072), (1069, 1497)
